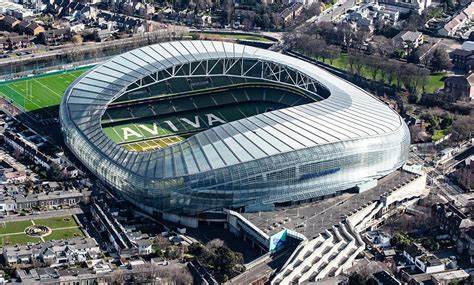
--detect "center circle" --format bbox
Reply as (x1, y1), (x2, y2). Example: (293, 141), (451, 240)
(25, 225), (52, 237)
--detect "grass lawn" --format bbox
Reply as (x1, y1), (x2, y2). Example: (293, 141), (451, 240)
(432, 129), (450, 141)
(0, 215), (83, 246)
(0, 233), (41, 246)
(43, 228), (84, 241)
(0, 66), (90, 112)
(34, 216), (78, 229)
(322, 0), (337, 10)
(196, 32), (274, 43)
(424, 73), (446, 94)
(320, 53), (446, 93)
(0, 220), (33, 235)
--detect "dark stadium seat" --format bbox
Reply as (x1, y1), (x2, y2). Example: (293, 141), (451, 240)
(131, 105), (155, 118)
(154, 102), (175, 115)
(171, 98), (196, 113)
(104, 108), (135, 122)
(209, 76), (233, 88)
(188, 78), (212, 90)
(212, 92), (237, 105)
(149, 82), (170, 97)
(115, 89), (150, 102)
(167, 78), (192, 94)
(245, 88), (265, 101)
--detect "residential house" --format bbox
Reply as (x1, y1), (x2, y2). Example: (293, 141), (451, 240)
(0, 2), (34, 19)
(3, 245), (33, 265)
(3, 237), (100, 267)
(454, 156), (473, 192)
(438, 3), (473, 37)
(394, 31), (423, 51)
(134, 239), (153, 255)
(17, 19), (44, 35)
(403, 243), (424, 264)
(279, 3), (303, 25)
(377, 0), (432, 14)
(431, 270), (470, 285)
(443, 73), (474, 102)
(450, 48), (474, 72)
(15, 190), (84, 211)
(0, 150), (27, 183)
(373, 270), (401, 285)
(403, 243), (445, 273)
(0, 33), (31, 50)
(40, 27), (71, 45)
(457, 228), (473, 263)
(0, 15), (21, 32)
(0, 196), (16, 212)
(403, 269), (470, 285)
(439, 15), (465, 37)
(432, 201), (473, 239)
(347, 9), (375, 33)
(195, 13), (212, 28)
(416, 255), (445, 273)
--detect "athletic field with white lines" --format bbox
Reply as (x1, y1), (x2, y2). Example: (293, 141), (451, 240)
(0, 67), (91, 112)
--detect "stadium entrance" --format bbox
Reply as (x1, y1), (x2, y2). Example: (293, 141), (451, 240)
(101, 77), (317, 152)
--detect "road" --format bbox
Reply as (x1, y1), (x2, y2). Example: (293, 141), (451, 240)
(0, 208), (83, 222)
(410, 145), (473, 206)
(442, 145), (474, 172)
(228, 247), (294, 285)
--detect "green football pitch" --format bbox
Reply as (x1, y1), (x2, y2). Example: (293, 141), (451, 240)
(0, 66), (91, 112)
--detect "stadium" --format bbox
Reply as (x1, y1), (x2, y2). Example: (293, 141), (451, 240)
(60, 40), (410, 220)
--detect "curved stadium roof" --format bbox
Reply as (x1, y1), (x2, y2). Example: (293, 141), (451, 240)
(61, 40), (404, 180)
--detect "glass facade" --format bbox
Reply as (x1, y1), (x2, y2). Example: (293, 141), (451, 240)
(60, 41), (410, 216)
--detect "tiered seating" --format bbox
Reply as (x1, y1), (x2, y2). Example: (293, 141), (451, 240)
(172, 98), (196, 113)
(149, 82), (170, 97)
(130, 105), (155, 118)
(115, 89), (150, 102)
(102, 82), (318, 147)
(209, 76), (234, 88)
(167, 78), (192, 94)
(245, 88), (265, 101)
(263, 92), (285, 103)
(188, 78), (211, 90)
(103, 108), (134, 123)
(213, 93), (237, 105)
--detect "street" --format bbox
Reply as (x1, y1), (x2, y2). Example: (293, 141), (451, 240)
(410, 145), (473, 206)
(0, 208), (83, 223)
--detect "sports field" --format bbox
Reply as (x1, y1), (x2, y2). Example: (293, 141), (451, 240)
(103, 101), (282, 152)
(0, 215), (84, 246)
(0, 66), (90, 112)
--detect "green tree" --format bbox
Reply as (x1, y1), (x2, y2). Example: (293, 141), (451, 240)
(430, 48), (451, 72)
(349, 273), (368, 285)
(391, 233), (411, 250)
